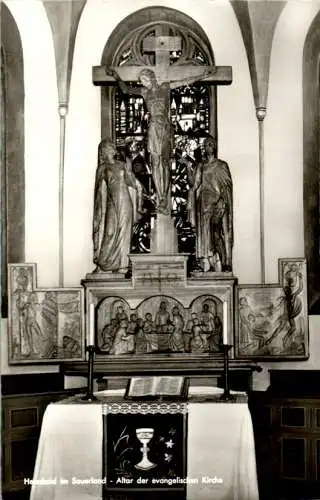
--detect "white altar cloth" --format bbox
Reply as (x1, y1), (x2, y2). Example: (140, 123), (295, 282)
(30, 388), (259, 500)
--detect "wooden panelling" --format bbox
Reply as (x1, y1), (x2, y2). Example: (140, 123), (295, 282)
(10, 407), (39, 428)
(2, 388), (82, 496)
(250, 393), (320, 500)
(11, 438), (39, 482)
(281, 437), (306, 479)
(281, 407), (306, 428)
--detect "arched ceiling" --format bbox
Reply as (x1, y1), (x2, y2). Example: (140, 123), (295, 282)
(39, 0), (287, 112)
(43, 0), (86, 105)
(231, 0), (286, 110)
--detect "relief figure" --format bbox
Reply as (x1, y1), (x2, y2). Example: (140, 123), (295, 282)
(143, 312), (158, 353)
(190, 314), (207, 353)
(16, 292), (48, 357)
(155, 300), (171, 351)
(110, 319), (135, 355)
(169, 306), (185, 352)
(282, 263), (304, 348)
(199, 302), (222, 352)
(135, 317), (148, 354)
(155, 300), (171, 328)
(239, 296), (269, 353)
(100, 324), (115, 352)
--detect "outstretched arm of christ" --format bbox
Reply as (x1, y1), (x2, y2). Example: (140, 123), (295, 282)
(105, 68), (142, 96)
(169, 66), (217, 90)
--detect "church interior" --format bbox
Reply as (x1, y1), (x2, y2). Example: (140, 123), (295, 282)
(2, 0), (320, 499)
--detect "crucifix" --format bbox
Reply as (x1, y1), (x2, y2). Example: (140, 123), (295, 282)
(93, 25), (232, 252)
(93, 25), (232, 84)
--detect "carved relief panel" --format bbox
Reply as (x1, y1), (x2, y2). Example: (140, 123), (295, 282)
(96, 294), (224, 356)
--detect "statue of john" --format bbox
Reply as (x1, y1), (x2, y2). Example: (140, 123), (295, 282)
(106, 66), (216, 214)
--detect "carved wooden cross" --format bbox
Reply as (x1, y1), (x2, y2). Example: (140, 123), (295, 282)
(93, 25), (232, 85)
(142, 25), (182, 78)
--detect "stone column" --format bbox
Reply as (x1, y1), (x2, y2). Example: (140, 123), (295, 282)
(256, 106), (267, 284)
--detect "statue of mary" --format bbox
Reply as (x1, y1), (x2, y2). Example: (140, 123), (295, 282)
(92, 139), (143, 274)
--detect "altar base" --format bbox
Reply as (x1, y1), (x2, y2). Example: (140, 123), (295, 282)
(85, 271), (127, 280)
(191, 271), (233, 280)
(129, 253), (189, 288)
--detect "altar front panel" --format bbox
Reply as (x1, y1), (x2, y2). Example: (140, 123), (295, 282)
(104, 404), (187, 500)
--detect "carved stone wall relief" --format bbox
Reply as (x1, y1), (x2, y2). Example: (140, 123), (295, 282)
(8, 264), (84, 364)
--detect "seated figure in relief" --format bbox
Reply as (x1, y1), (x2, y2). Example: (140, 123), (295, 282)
(100, 324), (114, 352)
(143, 312), (158, 353)
(188, 136), (233, 272)
(155, 300), (171, 330)
(110, 319), (135, 355)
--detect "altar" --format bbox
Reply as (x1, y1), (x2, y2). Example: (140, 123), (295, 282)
(2, 5), (314, 500)
(30, 388), (259, 500)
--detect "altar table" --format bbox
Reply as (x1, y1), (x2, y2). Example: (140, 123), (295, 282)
(30, 388), (259, 500)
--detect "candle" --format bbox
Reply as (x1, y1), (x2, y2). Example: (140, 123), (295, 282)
(88, 303), (95, 346)
(222, 301), (228, 345)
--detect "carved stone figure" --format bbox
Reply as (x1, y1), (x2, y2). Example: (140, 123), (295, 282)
(62, 335), (81, 357)
(199, 302), (222, 352)
(169, 306), (185, 352)
(135, 318), (148, 354)
(115, 305), (128, 323)
(190, 314), (207, 353)
(283, 263), (304, 347)
(100, 323), (114, 352)
(110, 319), (135, 355)
(16, 291), (46, 356)
(189, 136), (233, 272)
(155, 300), (171, 329)
(106, 67), (216, 214)
(92, 139), (142, 274)
(199, 303), (215, 333)
(143, 312), (158, 352)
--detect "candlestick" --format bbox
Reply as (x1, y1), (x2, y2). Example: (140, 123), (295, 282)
(88, 303), (95, 346)
(82, 345), (97, 402)
(222, 300), (228, 344)
(219, 344), (235, 401)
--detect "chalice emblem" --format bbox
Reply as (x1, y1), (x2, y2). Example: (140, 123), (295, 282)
(134, 428), (156, 470)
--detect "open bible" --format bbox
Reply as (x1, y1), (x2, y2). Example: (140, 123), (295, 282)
(125, 376), (189, 400)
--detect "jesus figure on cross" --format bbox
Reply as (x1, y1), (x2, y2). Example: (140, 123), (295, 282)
(106, 66), (216, 214)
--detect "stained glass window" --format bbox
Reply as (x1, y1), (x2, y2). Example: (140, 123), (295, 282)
(115, 85), (211, 259)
